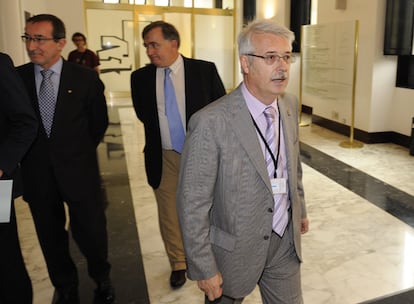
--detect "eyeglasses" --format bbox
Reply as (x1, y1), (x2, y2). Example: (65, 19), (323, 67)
(246, 53), (295, 65)
(21, 35), (57, 44)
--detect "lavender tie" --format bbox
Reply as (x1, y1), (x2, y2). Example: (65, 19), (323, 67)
(264, 107), (277, 177)
(264, 106), (289, 236)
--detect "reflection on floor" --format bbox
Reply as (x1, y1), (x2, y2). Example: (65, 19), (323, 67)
(16, 99), (414, 304)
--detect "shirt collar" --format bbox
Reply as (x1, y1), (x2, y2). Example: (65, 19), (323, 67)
(35, 57), (63, 76)
(161, 54), (183, 75)
(242, 82), (278, 121)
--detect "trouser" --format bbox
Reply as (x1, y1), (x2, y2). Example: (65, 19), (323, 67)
(0, 200), (32, 304)
(153, 150), (186, 271)
(206, 219), (303, 304)
(27, 178), (111, 293)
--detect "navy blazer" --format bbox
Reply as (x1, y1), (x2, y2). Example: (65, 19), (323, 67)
(17, 60), (108, 202)
(130, 56), (226, 189)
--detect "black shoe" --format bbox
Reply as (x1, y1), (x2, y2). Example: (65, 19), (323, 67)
(52, 288), (80, 304)
(170, 270), (186, 288)
(94, 279), (115, 304)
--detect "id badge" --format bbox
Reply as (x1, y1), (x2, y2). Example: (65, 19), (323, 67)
(271, 178), (287, 195)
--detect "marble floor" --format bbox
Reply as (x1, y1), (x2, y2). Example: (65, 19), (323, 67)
(15, 98), (414, 304)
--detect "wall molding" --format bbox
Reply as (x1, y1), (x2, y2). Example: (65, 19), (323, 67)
(302, 106), (411, 148)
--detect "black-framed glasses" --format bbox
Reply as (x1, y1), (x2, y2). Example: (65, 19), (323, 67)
(21, 35), (57, 44)
(246, 53), (295, 65)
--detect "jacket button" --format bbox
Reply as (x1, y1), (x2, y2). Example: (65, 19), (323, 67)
(264, 235), (270, 240)
(267, 208), (273, 213)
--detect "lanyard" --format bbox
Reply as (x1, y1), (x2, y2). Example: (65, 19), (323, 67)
(251, 106), (281, 178)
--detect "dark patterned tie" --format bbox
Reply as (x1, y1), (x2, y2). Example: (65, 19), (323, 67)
(38, 69), (55, 137)
(164, 67), (185, 153)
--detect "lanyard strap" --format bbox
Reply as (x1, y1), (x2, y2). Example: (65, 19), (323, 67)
(251, 107), (281, 178)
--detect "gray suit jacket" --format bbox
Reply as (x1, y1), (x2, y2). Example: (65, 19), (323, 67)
(177, 84), (307, 298)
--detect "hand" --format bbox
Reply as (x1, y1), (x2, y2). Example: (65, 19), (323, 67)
(0, 169), (3, 178)
(301, 217), (309, 234)
(197, 273), (223, 301)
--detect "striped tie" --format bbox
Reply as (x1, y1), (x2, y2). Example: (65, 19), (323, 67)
(264, 107), (276, 177)
(263, 106), (289, 236)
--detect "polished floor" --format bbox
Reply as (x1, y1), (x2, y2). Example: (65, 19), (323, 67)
(15, 97), (414, 303)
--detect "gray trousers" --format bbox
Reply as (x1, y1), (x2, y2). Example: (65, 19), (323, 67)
(206, 220), (303, 304)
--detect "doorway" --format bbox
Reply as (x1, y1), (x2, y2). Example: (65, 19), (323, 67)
(84, 2), (235, 95)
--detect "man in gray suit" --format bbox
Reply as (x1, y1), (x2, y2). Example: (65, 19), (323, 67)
(177, 19), (309, 304)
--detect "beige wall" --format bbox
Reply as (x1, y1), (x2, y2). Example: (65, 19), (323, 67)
(1, 0), (413, 136)
(312, 0), (414, 136)
(0, 0), (84, 64)
(0, 0), (30, 65)
(256, 0), (414, 136)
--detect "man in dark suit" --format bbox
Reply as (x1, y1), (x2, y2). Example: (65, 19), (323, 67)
(177, 19), (309, 303)
(130, 20), (226, 288)
(0, 52), (37, 304)
(17, 14), (114, 304)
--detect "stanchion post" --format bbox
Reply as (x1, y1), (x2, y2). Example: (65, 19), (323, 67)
(299, 24), (309, 127)
(340, 20), (363, 149)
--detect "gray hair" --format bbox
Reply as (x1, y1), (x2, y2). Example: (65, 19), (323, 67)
(238, 19), (295, 56)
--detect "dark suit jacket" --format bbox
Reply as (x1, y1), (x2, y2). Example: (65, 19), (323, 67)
(17, 60), (108, 202)
(130, 56), (226, 189)
(0, 53), (37, 196)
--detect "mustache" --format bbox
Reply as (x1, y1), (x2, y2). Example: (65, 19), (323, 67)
(271, 71), (288, 80)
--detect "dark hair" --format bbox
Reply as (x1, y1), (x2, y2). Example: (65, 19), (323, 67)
(72, 32), (86, 42)
(142, 20), (180, 48)
(26, 14), (66, 40)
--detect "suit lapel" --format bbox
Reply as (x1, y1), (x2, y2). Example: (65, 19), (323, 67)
(52, 61), (70, 137)
(278, 95), (297, 184)
(145, 65), (159, 124)
(20, 64), (38, 112)
(228, 87), (272, 192)
(183, 57), (196, 121)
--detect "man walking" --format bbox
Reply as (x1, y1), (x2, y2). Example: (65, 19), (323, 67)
(18, 14), (114, 304)
(130, 20), (226, 288)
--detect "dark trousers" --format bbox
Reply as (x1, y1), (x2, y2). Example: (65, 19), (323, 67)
(0, 201), (32, 304)
(27, 179), (110, 293)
